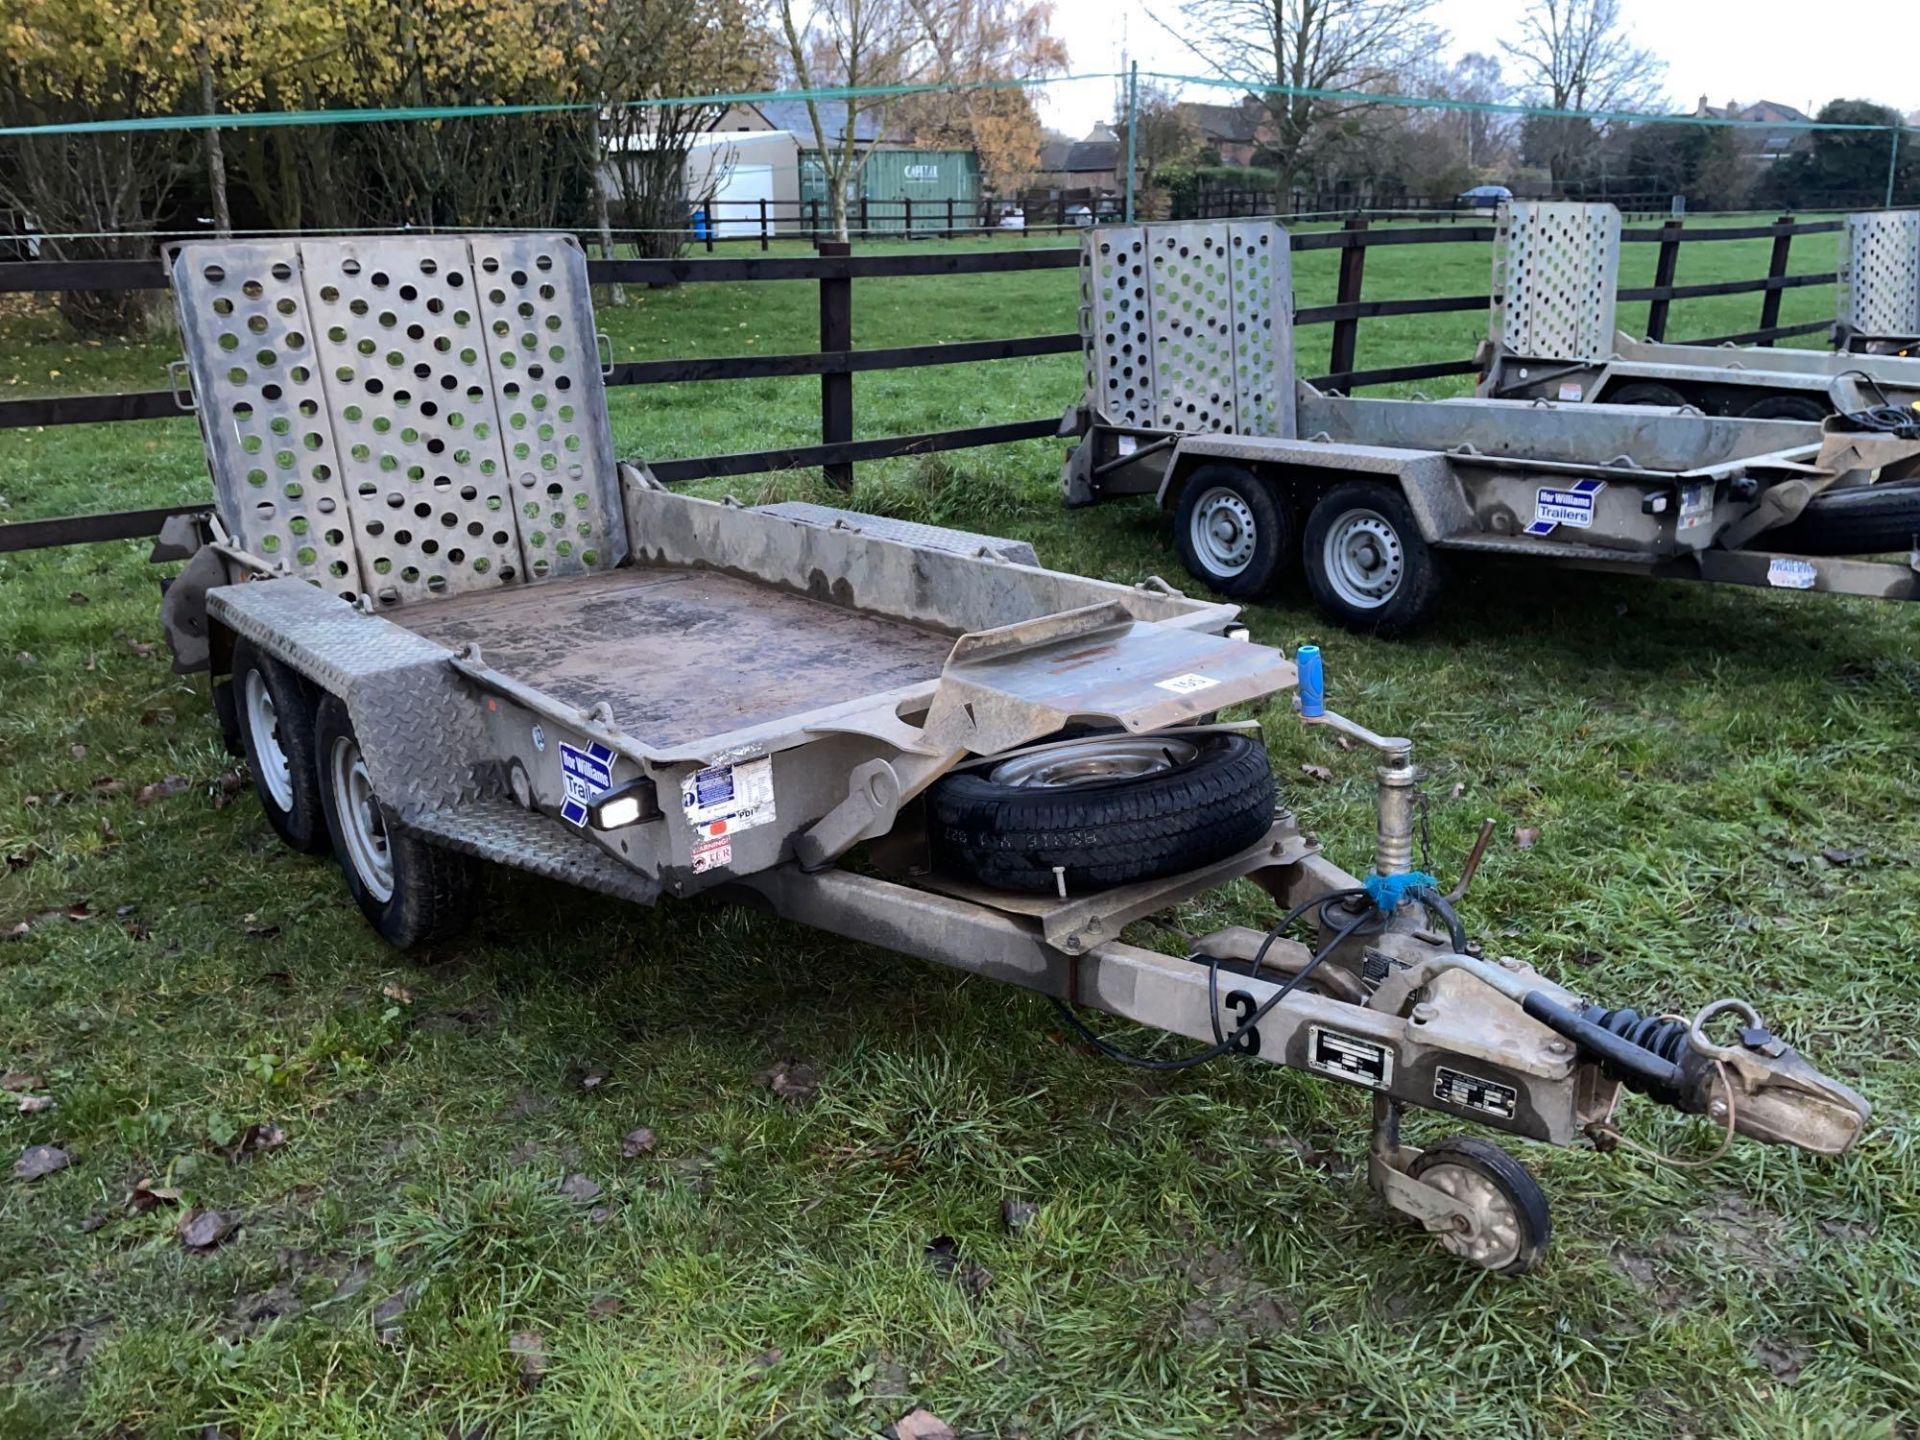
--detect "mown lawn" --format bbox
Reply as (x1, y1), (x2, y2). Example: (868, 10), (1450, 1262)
(2, 223), (1918, 1439)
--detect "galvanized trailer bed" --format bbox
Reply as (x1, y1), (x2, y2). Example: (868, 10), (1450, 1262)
(154, 231), (1873, 1278)
(1061, 217), (1920, 632)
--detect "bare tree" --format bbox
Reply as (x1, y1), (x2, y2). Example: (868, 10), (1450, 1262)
(776, 0), (926, 242)
(1155, 0), (1445, 192)
(1500, 0), (1664, 183)
(1115, 82), (1200, 191)
(777, 0), (1065, 241)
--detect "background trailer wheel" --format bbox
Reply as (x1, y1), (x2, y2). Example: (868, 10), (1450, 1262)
(1302, 482), (1444, 636)
(1606, 381), (1691, 409)
(1740, 394), (1828, 423)
(1173, 464), (1294, 598)
(929, 732), (1275, 894)
(231, 638), (328, 854)
(315, 694), (477, 949)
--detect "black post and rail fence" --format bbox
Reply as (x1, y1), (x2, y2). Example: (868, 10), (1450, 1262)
(0, 215), (1843, 554)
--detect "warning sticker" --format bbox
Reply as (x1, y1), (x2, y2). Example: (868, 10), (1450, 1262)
(1528, 480), (1604, 534)
(681, 756), (776, 838)
(1555, 381), (1584, 402)
(691, 836), (733, 874)
(1307, 1026), (1394, 1089)
(1433, 1066), (1519, 1120)
(1676, 482), (1714, 532)
(1155, 672), (1220, 695)
(1767, 556), (1818, 590)
(557, 740), (615, 827)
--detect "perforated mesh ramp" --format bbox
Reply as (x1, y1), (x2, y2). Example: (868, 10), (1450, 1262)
(1839, 212), (1920, 339)
(1080, 220), (1293, 437)
(1491, 202), (1621, 362)
(170, 234), (625, 607)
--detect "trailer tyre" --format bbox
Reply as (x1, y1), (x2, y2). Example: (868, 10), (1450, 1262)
(1174, 464), (1293, 597)
(928, 732), (1275, 894)
(1607, 381), (1690, 410)
(1302, 482), (1444, 636)
(1408, 1137), (1551, 1276)
(1758, 480), (1920, 556)
(232, 639), (328, 854)
(1740, 394), (1828, 423)
(315, 694), (477, 949)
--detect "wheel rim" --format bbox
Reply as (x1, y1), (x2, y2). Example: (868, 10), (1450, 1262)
(329, 735), (394, 902)
(1321, 508), (1404, 610)
(1420, 1163), (1523, 1271)
(243, 669), (294, 812)
(1189, 487), (1259, 577)
(988, 735), (1200, 789)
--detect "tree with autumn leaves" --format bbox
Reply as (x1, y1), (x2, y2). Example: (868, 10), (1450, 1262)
(0, 0), (766, 331)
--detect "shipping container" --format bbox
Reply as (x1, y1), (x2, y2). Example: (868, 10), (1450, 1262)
(800, 148), (979, 233)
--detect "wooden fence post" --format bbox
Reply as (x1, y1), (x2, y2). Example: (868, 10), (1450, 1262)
(1645, 218), (1682, 341)
(1328, 216), (1369, 384)
(817, 241), (854, 490)
(1757, 214), (1795, 346)
(758, 198), (768, 251)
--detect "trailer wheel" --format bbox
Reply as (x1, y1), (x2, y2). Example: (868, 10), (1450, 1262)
(1408, 1137), (1551, 1276)
(1740, 394), (1828, 423)
(1608, 381), (1690, 409)
(1174, 464), (1293, 597)
(928, 733), (1275, 894)
(1757, 479), (1920, 556)
(1301, 483), (1443, 636)
(232, 639), (328, 854)
(315, 694), (476, 949)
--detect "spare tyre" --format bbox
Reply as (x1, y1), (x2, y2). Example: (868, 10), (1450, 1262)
(928, 732), (1276, 894)
(1757, 480), (1920, 557)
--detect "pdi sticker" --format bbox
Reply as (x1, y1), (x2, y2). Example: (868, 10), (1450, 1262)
(1556, 381), (1584, 402)
(681, 756), (776, 836)
(1676, 482), (1714, 531)
(1155, 673), (1220, 695)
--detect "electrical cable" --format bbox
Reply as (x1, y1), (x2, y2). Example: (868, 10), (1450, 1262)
(1049, 890), (1374, 1071)
(1832, 371), (1920, 438)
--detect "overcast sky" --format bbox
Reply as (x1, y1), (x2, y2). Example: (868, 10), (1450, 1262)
(1038, 0), (1919, 138)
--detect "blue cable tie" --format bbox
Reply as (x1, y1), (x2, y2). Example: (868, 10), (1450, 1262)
(1364, 870), (1440, 914)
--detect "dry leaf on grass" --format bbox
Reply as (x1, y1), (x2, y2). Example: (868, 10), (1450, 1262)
(14, 1144), (71, 1181)
(177, 1208), (234, 1251)
(619, 1127), (657, 1159)
(127, 1178), (181, 1213)
(558, 1173), (603, 1204)
(17, 1094), (54, 1115)
(892, 1409), (955, 1440)
(1514, 825), (1542, 850)
(509, 1330), (546, 1390)
(1299, 763), (1334, 783)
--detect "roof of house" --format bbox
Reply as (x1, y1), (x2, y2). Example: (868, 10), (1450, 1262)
(1693, 97), (1810, 124)
(1178, 100), (1259, 145)
(1037, 138), (1073, 171)
(1063, 140), (1120, 173)
(752, 99), (883, 147)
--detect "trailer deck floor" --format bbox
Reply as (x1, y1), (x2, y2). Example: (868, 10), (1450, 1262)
(398, 567), (954, 748)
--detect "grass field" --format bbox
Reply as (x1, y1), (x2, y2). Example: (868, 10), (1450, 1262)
(3, 221), (1919, 1439)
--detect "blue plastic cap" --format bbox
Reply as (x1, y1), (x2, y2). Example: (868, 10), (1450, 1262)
(1296, 644), (1325, 718)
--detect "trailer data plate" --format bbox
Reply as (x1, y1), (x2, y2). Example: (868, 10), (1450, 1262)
(1307, 1026), (1393, 1088)
(1434, 1066), (1519, 1120)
